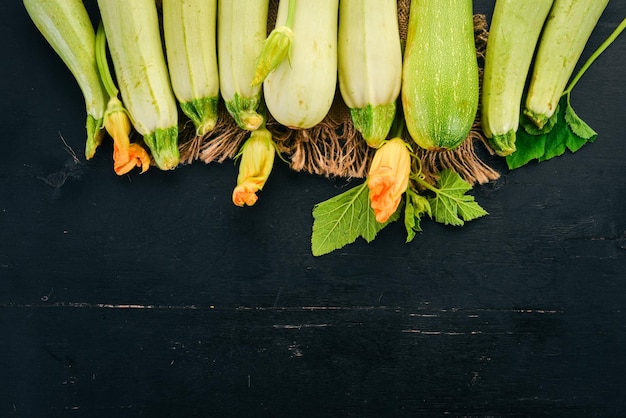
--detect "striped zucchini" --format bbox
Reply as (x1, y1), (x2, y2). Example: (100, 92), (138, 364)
(524, 0), (610, 129)
(481, 0), (554, 156)
(338, 0), (402, 148)
(263, 0), (339, 129)
(401, 0), (479, 151)
(163, 0), (219, 136)
(23, 0), (108, 160)
(218, 0), (268, 131)
(97, 0), (180, 170)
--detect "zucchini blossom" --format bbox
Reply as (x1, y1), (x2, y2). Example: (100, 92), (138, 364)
(251, 26), (293, 86)
(104, 96), (150, 175)
(367, 137), (411, 223)
(232, 126), (276, 207)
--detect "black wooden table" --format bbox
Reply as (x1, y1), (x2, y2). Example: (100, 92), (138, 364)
(2, 1), (626, 416)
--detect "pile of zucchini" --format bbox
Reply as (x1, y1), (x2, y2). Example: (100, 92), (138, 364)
(23, 0), (623, 254)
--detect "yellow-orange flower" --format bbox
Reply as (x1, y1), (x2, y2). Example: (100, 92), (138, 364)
(113, 143), (151, 175)
(232, 127), (276, 207)
(104, 96), (151, 175)
(367, 137), (411, 223)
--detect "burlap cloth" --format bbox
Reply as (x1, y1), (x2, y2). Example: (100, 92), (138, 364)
(177, 0), (500, 185)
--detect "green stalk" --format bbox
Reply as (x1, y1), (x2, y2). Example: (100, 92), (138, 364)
(389, 103), (404, 140)
(95, 22), (118, 98)
(413, 175), (438, 194)
(285, 0), (296, 28)
(564, 17), (626, 95)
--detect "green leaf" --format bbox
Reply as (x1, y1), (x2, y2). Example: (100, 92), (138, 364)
(564, 98), (597, 143)
(506, 95), (597, 170)
(404, 191), (430, 243)
(539, 111), (569, 161)
(311, 182), (399, 256)
(426, 169), (488, 226)
(506, 127), (547, 169)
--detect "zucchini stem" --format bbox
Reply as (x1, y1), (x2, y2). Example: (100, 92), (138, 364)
(413, 176), (438, 195)
(285, 0), (296, 28)
(95, 21), (118, 99)
(564, 17), (626, 95)
(389, 103), (404, 139)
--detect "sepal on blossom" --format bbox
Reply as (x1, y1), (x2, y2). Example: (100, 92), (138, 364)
(232, 126), (276, 207)
(367, 137), (412, 223)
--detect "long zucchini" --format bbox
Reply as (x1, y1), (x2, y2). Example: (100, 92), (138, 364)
(163, 0), (220, 136)
(524, 0), (610, 129)
(218, 0), (268, 131)
(97, 0), (180, 170)
(481, 0), (554, 156)
(338, 0), (403, 148)
(23, 0), (108, 160)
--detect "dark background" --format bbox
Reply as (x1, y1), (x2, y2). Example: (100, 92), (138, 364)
(2, 1), (626, 416)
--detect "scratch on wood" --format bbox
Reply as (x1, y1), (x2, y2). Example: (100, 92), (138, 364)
(237, 306), (402, 312)
(1, 303), (564, 315)
(402, 330), (483, 335)
(513, 309), (561, 314)
(288, 342), (304, 358)
(1, 302), (214, 310)
(273, 324), (331, 329)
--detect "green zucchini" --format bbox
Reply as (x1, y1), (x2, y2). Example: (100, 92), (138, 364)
(401, 0), (479, 151)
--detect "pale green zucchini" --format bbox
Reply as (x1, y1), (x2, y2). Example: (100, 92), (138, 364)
(524, 0), (610, 129)
(401, 0), (479, 151)
(338, 0), (403, 148)
(481, 0), (554, 156)
(218, 0), (269, 131)
(263, 0), (339, 129)
(163, 0), (219, 136)
(97, 0), (180, 170)
(23, 0), (108, 159)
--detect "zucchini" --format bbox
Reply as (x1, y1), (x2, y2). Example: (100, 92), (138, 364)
(23, 0), (108, 159)
(481, 0), (554, 156)
(401, 0), (479, 151)
(163, 0), (220, 136)
(524, 0), (610, 129)
(97, 0), (180, 170)
(218, 0), (269, 131)
(263, 0), (339, 129)
(338, 0), (403, 148)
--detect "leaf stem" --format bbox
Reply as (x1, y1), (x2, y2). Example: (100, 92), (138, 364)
(565, 16), (626, 95)
(95, 21), (118, 98)
(413, 175), (438, 195)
